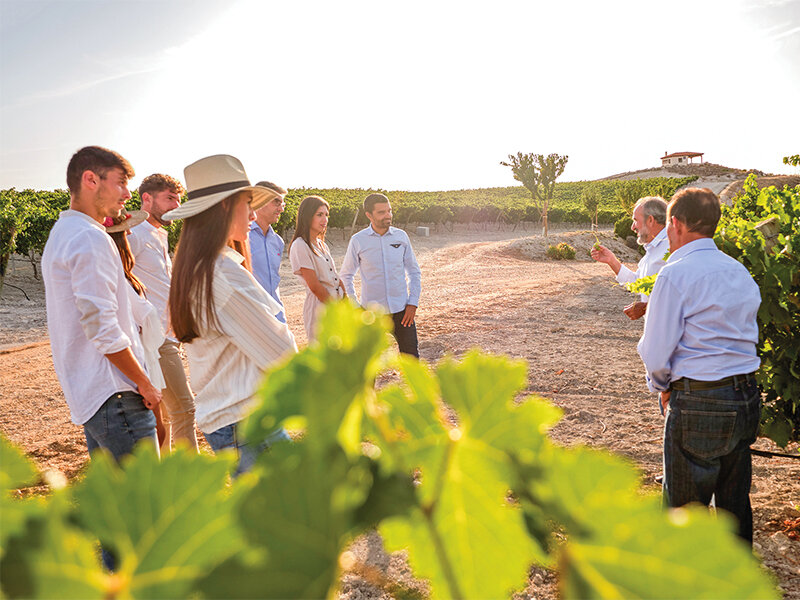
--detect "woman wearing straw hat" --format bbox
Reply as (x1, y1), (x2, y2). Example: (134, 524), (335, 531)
(104, 208), (169, 449)
(289, 195), (345, 340)
(164, 155), (296, 474)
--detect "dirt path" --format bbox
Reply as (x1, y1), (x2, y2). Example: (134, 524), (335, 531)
(1, 228), (798, 598)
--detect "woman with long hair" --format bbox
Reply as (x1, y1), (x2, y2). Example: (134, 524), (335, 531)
(289, 195), (345, 340)
(165, 155), (296, 474)
(104, 208), (168, 448)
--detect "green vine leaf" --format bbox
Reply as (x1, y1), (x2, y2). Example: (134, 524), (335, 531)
(71, 445), (242, 599)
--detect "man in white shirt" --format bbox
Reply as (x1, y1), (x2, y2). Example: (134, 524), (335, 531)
(129, 174), (198, 451)
(638, 187), (761, 544)
(42, 146), (161, 464)
(248, 180), (287, 323)
(340, 193), (422, 357)
(591, 196), (669, 320)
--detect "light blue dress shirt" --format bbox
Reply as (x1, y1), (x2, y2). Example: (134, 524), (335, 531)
(637, 238), (761, 392)
(616, 227), (670, 301)
(339, 225), (422, 314)
(249, 222), (285, 323)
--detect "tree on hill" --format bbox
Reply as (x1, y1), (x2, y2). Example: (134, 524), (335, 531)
(500, 152), (568, 236)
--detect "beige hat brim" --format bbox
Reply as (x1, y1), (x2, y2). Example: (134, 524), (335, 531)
(162, 185), (281, 221)
(105, 210), (149, 233)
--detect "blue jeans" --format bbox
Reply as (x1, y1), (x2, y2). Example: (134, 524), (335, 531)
(204, 423), (290, 477)
(663, 377), (760, 544)
(83, 391), (157, 570)
(83, 391), (158, 462)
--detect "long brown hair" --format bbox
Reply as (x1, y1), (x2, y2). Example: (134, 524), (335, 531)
(228, 239), (252, 272)
(110, 231), (146, 297)
(289, 195), (329, 256)
(169, 194), (240, 343)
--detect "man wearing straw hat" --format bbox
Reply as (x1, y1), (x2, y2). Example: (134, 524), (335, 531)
(42, 146), (161, 464)
(128, 174), (199, 451)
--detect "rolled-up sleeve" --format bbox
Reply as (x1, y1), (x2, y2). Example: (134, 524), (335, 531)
(339, 238), (359, 301)
(637, 275), (682, 392)
(403, 235), (421, 307)
(68, 240), (131, 355)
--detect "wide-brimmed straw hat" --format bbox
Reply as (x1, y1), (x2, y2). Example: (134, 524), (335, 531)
(104, 208), (148, 233)
(162, 154), (281, 220)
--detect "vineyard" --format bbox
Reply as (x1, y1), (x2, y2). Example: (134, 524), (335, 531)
(2, 174), (798, 598)
(0, 176), (699, 293)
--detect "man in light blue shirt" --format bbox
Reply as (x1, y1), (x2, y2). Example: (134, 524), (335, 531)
(591, 196), (669, 319)
(638, 187), (761, 544)
(340, 193), (422, 357)
(249, 181), (287, 323)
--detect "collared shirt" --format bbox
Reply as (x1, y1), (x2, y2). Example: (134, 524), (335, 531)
(339, 225), (421, 314)
(637, 238), (761, 392)
(42, 210), (147, 425)
(127, 220), (173, 337)
(184, 247), (297, 433)
(616, 227), (669, 301)
(249, 222), (285, 323)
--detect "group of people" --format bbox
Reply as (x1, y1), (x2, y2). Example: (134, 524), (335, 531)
(592, 191), (761, 544)
(42, 147), (422, 481)
(43, 144), (762, 551)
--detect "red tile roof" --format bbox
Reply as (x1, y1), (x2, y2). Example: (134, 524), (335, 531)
(662, 151), (704, 159)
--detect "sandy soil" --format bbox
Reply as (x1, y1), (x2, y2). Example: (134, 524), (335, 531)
(1, 224), (798, 599)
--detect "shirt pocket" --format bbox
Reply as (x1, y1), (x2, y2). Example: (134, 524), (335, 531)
(680, 409), (738, 460)
(386, 241), (407, 274)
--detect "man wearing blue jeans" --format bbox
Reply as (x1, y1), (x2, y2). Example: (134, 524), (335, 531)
(43, 146), (162, 568)
(638, 187), (761, 544)
(340, 193), (422, 357)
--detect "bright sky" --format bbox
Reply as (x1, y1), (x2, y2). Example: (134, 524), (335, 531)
(1, 0), (798, 192)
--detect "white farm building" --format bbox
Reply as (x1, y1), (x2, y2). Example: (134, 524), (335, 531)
(661, 151), (704, 166)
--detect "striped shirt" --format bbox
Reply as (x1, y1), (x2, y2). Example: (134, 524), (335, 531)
(184, 247), (297, 433)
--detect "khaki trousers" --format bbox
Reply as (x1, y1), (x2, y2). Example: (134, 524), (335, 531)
(158, 339), (198, 450)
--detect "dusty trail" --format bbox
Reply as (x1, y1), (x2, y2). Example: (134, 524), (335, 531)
(1, 228), (797, 598)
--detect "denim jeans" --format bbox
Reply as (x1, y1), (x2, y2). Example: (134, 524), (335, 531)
(204, 422), (290, 478)
(663, 377), (760, 544)
(83, 391), (158, 570)
(83, 391), (158, 462)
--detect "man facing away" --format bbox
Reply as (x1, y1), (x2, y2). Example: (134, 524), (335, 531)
(128, 174), (198, 451)
(591, 196), (669, 320)
(42, 146), (161, 463)
(248, 180), (287, 322)
(638, 187), (761, 544)
(340, 193), (422, 357)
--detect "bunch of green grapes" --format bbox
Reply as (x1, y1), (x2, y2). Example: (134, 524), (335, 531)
(624, 273), (657, 296)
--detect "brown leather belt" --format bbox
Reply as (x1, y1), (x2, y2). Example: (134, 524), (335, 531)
(671, 373), (755, 392)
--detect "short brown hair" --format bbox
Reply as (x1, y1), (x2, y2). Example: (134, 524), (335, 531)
(66, 146), (134, 194)
(364, 193), (389, 214)
(255, 180), (287, 196)
(139, 173), (185, 198)
(668, 188), (721, 237)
